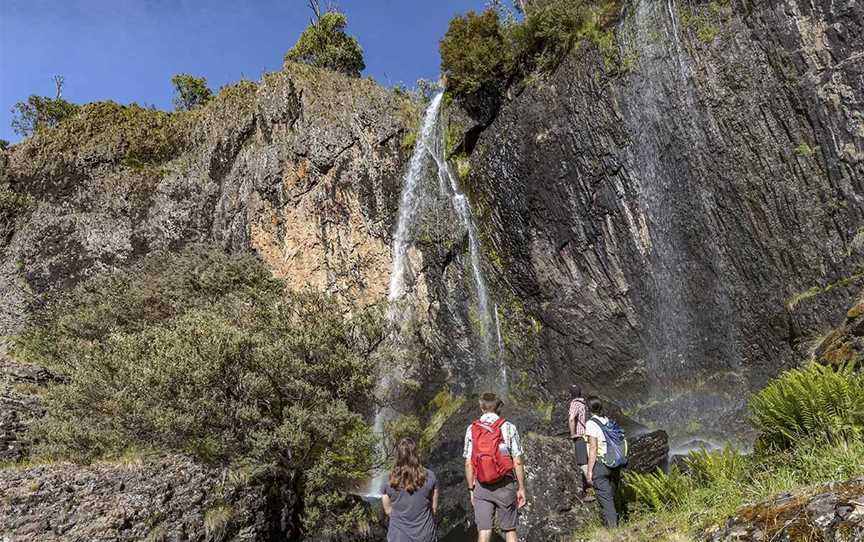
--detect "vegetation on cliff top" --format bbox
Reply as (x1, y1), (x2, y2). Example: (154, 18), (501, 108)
(583, 361), (864, 541)
(440, 0), (622, 110)
(14, 246), (394, 533)
(171, 73), (214, 111)
(285, 1), (365, 78)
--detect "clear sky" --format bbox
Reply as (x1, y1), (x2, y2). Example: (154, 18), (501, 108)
(0, 0), (497, 143)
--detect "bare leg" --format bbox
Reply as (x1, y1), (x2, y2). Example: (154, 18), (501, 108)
(478, 529), (493, 542)
(504, 529), (519, 542)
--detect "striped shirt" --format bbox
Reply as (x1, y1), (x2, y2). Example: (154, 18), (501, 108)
(463, 413), (524, 459)
(568, 398), (587, 438)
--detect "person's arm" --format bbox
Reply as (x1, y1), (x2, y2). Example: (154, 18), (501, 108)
(382, 493), (393, 516)
(568, 403), (577, 438)
(587, 435), (598, 486)
(514, 455), (527, 508)
(432, 487), (439, 516)
(464, 458), (475, 506)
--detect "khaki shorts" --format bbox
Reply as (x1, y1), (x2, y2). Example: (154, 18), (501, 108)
(473, 477), (518, 531)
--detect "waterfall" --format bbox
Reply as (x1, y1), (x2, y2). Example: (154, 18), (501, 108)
(365, 91), (505, 496)
(388, 92), (445, 302)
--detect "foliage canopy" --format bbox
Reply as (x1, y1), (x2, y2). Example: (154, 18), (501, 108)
(15, 246), (391, 533)
(11, 95), (80, 137)
(285, 11), (366, 78)
(171, 73), (214, 111)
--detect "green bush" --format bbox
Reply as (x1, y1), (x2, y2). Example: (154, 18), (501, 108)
(10, 95), (80, 137)
(439, 10), (509, 99)
(286, 11), (365, 77)
(15, 246), (392, 533)
(440, 1), (623, 107)
(750, 362), (864, 450)
(171, 73), (213, 111)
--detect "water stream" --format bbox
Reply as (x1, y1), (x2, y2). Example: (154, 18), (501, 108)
(365, 92), (504, 496)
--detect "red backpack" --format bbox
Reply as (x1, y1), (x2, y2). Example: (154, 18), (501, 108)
(471, 417), (515, 485)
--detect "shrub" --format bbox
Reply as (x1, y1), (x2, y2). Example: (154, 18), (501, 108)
(15, 246), (392, 533)
(440, 10), (509, 99)
(440, 1), (623, 111)
(750, 362), (864, 450)
(11, 95), (80, 137)
(171, 74), (213, 111)
(0, 139), (9, 150)
(285, 11), (365, 77)
(0, 184), (35, 249)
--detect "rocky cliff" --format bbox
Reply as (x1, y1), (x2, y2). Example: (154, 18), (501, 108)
(466, 0), (864, 444)
(1, 0), (864, 539)
(0, 63), (409, 347)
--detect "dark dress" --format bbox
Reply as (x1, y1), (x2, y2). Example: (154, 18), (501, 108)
(382, 468), (438, 542)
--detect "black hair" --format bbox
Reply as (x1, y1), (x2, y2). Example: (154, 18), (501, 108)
(569, 384), (582, 399)
(587, 395), (603, 414)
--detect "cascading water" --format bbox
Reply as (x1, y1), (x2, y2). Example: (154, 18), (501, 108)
(365, 91), (505, 496)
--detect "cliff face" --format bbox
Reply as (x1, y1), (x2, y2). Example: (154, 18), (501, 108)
(0, 64), (409, 347)
(468, 0), (864, 443)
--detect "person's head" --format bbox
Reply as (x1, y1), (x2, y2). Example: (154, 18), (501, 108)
(570, 384), (583, 399)
(389, 437), (427, 494)
(588, 395), (603, 415)
(479, 392), (502, 414)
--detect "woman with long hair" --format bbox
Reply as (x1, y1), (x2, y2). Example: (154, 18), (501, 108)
(381, 437), (439, 542)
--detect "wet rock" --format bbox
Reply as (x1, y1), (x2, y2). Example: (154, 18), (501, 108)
(467, 0), (864, 443)
(707, 477), (864, 542)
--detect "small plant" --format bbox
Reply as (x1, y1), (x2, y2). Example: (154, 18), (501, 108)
(794, 143), (815, 157)
(171, 74), (213, 111)
(750, 361), (864, 450)
(204, 504), (234, 542)
(0, 139), (9, 150)
(285, 2), (365, 78)
(685, 445), (747, 486)
(624, 466), (691, 512)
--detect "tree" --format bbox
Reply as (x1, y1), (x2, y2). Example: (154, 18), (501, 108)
(285, 2), (365, 78)
(171, 73), (213, 111)
(15, 246), (393, 533)
(10, 75), (79, 137)
(439, 9), (508, 98)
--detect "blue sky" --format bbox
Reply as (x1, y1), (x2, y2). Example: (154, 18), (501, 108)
(0, 0), (497, 143)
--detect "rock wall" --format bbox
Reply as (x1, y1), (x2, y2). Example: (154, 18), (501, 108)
(0, 455), (298, 541)
(0, 63), (409, 349)
(467, 0), (864, 443)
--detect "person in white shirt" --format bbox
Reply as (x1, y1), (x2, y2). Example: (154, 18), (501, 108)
(463, 392), (527, 542)
(585, 396), (621, 527)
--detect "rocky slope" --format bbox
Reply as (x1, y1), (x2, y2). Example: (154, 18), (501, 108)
(466, 0), (864, 444)
(707, 477), (864, 542)
(0, 454), (298, 541)
(0, 63), (410, 349)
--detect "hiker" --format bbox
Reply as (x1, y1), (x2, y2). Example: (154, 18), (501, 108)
(568, 384), (593, 501)
(381, 437), (439, 542)
(463, 392), (527, 542)
(585, 396), (628, 528)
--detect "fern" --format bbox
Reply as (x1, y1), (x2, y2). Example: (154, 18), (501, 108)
(750, 361), (864, 450)
(624, 466), (690, 512)
(685, 445), (747, 486)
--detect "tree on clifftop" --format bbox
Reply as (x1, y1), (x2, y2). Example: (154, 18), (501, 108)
(10, 75), (80, 137)
(171, 73), (213, 111)
(285, 0), (365, 77)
